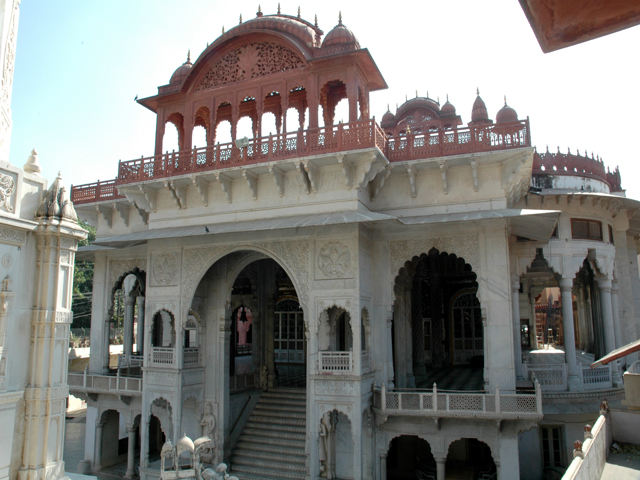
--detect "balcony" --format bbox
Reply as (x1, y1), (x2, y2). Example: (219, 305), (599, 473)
(117, 354), (143, 369)
(522, 363), (613, 392)
(372, 382), (542, 422)
(150, 346), (175, 367)
(318, 350), (371, 375)
(183, 347), (200, 367)
(68, 371), (142, 396)
(70, 119), (531, 206)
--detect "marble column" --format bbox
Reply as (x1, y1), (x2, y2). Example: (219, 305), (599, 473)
(511, 279), (524, 380)
(559, 278), (579, 389)
(386, 309), (395, 388)
(136, 296), (145, 355)
(104, 316), (112, 373)
(141, 418), (150, 468)
(611, 280), (623, 372)
(125, 426), (136, 478)
(411, 281), (427, 382)
(123, 295), (136, 358)
(94, 421), (104, 472)
(597, 278), (622, 386)
(435, 456), (446, 480)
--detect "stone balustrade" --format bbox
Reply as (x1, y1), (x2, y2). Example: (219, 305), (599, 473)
(68, 371), (142, 395)
(117, 354), (143, 369)
(372, 382), (542, 421)
(151, 346), (175, 366)
(183, 347), (200, 366)
(522, 363), (612, 392)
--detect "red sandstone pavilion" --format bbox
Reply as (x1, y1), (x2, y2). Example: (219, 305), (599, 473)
(66, 7), (640, 480)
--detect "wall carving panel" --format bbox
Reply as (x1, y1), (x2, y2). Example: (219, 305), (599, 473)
(315, 380), (355, 396)
(0, 173), (16, 213)
(109, 258), (147, 289)
(146, 372), (176, 386)
(317, 241), (352, 279)
(390, 234), (480, 277)
(0, 227), (26, 245)
(196, 42), (305, 91)
(152, 253), (178, 286)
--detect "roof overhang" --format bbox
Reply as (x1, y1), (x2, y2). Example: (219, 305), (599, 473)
(519, 0), (640, 53)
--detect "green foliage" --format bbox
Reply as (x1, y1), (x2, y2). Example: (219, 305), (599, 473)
(72, 219), (96, 329)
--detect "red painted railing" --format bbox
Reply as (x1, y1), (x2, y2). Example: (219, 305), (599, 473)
(70, 119), (531, 205)
(70, 179), (125, 204)
(533, 148), (609, 184)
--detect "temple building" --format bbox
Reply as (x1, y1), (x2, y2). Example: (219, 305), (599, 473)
(67, 8), (640, 480)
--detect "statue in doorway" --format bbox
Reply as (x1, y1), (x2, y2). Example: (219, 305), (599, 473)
(260, 364), (269, 390)
(200, 403), (218, 464)
(319, 412), (336, 478)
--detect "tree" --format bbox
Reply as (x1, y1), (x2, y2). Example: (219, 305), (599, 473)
(71, 219), (96, 330)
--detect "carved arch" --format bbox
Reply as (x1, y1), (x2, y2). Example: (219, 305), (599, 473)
(109, 267), (146, 311)
(445, 436), (497, 463)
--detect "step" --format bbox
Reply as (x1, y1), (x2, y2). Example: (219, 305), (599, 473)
(231, 464), (306, 480)
(253, 403), (306, 414)
(241, 427), (306, 441)
(234, 440), (305, 456)
(236, 435), (306, 450)
(247, 414), (305, 428)
(232, 451), (306, 469)
(242, 421), (306, 435)
(250, 409), (306, 421)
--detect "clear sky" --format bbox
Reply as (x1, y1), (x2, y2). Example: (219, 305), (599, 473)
(8, 1), (640, 199)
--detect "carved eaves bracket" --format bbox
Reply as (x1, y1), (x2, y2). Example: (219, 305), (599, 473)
(268, 164), (285, 197)
(214, 172), (232, 203)
(96, 205), (112, 228)
(438, 159), (448, 195)
(191, 176), (209, 206)
(164, 180), (187, 209)
(303, 160), (318, 194)
(114, 203), (129, 227)
(242, 169), (258, 200)
(406, 165), (417, 198)
(371, 166), (393, 201)
(295, 161), (311, 194)
(336, 154), (353, 189)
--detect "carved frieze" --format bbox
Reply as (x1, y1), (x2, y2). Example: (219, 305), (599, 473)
(0, 227), (26, 245)
(146, 372), (176, 386)
(390, 234), (480, 277)
(152, 253), (178, 286)
(317, 241), (352, 279)
(315, 380), (355, 396)
(196, 42), (305, 91)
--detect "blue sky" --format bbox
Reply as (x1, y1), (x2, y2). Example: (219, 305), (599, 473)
(8, 1), (640, 199)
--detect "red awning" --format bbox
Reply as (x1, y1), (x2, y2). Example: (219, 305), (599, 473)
(591, 339), (640, 368)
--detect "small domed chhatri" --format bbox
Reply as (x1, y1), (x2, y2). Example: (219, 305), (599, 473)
(469, 88), (492, 125)
(496, 96), (518, 124)
(441, 95), (457, 117)
(169, 51), (193, 84)
(322, 12), (359, 48)
(381, 105), (396, 128)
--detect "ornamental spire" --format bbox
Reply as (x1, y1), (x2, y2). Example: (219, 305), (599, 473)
(239, 14), (243, 24)
(338, 11), (343, 26)
(476, 87), (480, 96)
(297, 6), (301, 18)
(277, 2), (281, 14)
(504, 95), (507, 105)
(186, 49), (191, 63)
(222, 25), (225, 34)
(315, 14), (318, 27)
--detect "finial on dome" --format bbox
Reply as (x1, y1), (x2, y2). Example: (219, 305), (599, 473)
(395, 103), (398, 111)
(186, 50), (191, 63)
(387, 104), (390, 112)
(338, 11), (343, 26)
(405, 94), (407, 102)
(207, 41), (209, 47)
(258, 4), (261, 13)
(298, 6), (301, 18)
(222, 25), (225, 34)
(426, 90), (429, 98)
(315, 14), (318, 27)
(437, 96), (440, 104)
(278, 2), (281, 14)
(239, 13), (243, 24)
(546, 145), (549, 153)
(415, 90), (418, 98)
(23, 148), (42, 175)
(504, 95), (507, 105)
(446, 94), (449, 102)
(476, 87), (480, 96)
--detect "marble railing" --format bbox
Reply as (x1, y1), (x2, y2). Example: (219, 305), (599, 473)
(318, 350), (372, 375)
(151, 347), (175, 366)
(184, 347), (200, 366)
(68, 371), (142, 395)
(372, 382), (542, 420)
(522, 363), (613, 391)
(117, 354), (143, 369)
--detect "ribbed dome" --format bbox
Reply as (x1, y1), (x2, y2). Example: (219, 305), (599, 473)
(176, 434), (194, 455)
(396, 97), (440, 119)
(441, 97), (456, 116)
(381, 108), (396, 127)
(471, 90), (490, 123)
(170, 52), (193, 84)
(322, 14), (359, 48)
(496, 100), (518, 124)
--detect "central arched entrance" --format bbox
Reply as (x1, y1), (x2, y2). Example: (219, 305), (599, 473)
(393, 248), (483, 389)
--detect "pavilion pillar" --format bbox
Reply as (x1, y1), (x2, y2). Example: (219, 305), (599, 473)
(411, 280), (426, 383)
(435, 456), (446, 480)
(559, 277), (580, 389)
(611, 280), (624, 372)
(136, 295), (145, 355)
(576, 288), (588, 351)
(123, 294), (135, 358)
(512, 279), (524, 380)
(393, 282), (408, 388)
(154, 113), (165, 156)
(140, 418), (149, 468)
(597, 278), (622, 386)
(104, 315), (112, 373)
(125, 426), (136, 478)
(94, 421), (104, 472)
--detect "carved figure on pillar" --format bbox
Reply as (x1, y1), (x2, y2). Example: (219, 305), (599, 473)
(200, 403), (218, 464)
(319, 412), (336, 478)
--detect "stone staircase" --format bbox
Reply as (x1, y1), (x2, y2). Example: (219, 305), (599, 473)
(230, 387), (307, 480)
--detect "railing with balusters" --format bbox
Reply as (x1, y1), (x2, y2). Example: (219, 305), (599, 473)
(522, 362), (613, 392)
(151, 347), (175, 366)
(117, 354), (143, 369)
(372, 382), (542, 419)
(579, 364), (612, 390)
(70, 118), (531, 205)
(319, 351), (353, 374)
(183, 347), (200, 367)
(68, 370), (142, 395)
